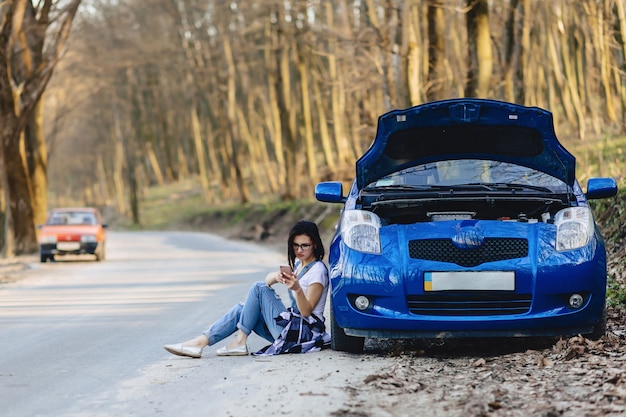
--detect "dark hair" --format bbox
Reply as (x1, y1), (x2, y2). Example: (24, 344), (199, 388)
(287, 220), (325, 269)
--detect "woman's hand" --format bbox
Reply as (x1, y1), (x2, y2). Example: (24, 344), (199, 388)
(280, 271), (301, 292)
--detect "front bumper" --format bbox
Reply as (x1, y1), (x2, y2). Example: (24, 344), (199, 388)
(40, 242), (99, 256)
(329, 222), (607, 339)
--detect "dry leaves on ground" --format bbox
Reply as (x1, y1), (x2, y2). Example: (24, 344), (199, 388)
(333, 308), (626, 417)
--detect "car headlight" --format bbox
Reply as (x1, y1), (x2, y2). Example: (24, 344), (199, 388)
(81, 235), (97, 243)
(554, 207), (594, 251)
(340, 210), (382, 254)
(39, 235), (57, 244)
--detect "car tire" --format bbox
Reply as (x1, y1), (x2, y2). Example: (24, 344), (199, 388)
(40, 253), (55, 263)
(95, 244), (106, 261)
(330, 305), (365, 353)
(588, 307), (607, 340)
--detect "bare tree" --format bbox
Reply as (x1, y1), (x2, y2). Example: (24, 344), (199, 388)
(0, 0), (81, 256)
(33, 0), (626, 220)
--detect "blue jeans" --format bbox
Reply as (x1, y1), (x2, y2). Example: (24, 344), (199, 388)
(202, 282), (287, 345)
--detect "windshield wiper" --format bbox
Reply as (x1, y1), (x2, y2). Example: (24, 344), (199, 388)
(464, 182), (553, 193)
(366, 184), (497, 192)
(366, 183), (555, 193)
(364, 184), (433, 191)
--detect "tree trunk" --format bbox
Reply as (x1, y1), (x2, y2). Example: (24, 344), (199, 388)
(326, 2), (353, 166)
(406, 1), (422, 105)
(465, 0), (493, 98)
(364, 0), (393, 108)
(25, 98), (48, 227)
(264, 19), (286, 188)
(145, 142), (165, 186)
(596, 1), (617, 123)
(311, 70), (336, 173)
(427, 0), (447, 101)
(273, 10), (296, 201)
(0, 141), (15, 258)
(191, 105), (211, 203)
(517, 0), (530, 104)
(2, 128), (37, 254)
(502, 0), (520, 102)
(296, 45), (317, 189)
(615, 0), (626, 124)
(558, 3), (586, 139)
(222, 32), (249, 204)
(96, 155), (111, 205)
(112, 102), (127, 216)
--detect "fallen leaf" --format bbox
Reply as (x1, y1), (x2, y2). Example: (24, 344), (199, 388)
(472, 358), (486, 367)
(537, 356), (554, 367)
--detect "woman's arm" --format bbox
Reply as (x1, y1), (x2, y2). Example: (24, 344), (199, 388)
(292, 282), (323, 317)
(264, 271), (281, 287)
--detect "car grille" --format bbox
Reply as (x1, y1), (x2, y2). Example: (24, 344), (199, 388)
(408, 238), (528, 267)
(406, 294), (532, 316)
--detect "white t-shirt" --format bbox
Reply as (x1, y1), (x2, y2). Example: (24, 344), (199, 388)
(293, 260), (329, 321)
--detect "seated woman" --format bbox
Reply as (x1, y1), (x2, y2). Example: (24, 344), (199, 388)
(164, 220), (329, 358)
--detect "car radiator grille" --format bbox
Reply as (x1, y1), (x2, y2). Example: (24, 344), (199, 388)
(406, 294), (532, 316)
(408, 238), (528, 267)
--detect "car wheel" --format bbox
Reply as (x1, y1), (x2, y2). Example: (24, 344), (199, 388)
(95, 244), (106, 261)
(330, 305), (365, 353)
(588, 307), (607, 340)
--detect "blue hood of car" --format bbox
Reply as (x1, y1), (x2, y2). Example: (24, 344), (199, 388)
(356, 98), (576, 189)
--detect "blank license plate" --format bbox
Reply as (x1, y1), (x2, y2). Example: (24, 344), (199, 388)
(424, 271), (515, 291)
(57, 242), (80, 251)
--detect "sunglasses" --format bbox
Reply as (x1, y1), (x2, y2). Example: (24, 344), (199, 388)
(292, 243), (313, 251)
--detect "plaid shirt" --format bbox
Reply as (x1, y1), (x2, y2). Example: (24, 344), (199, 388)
(253, 308), (331, 355)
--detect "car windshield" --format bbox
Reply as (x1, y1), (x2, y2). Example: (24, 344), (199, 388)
(46, 212), (96, 225)
(366, 159), (568, 192)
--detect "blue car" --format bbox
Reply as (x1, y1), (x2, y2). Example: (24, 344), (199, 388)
(315, 98), (618, 353)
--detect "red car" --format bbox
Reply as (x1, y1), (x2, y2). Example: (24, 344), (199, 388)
(37, 207), (107, 262)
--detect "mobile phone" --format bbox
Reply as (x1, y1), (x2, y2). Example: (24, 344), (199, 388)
(279, 265), (292, 275)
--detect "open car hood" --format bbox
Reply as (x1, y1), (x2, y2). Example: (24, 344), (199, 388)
(356, 99), (576, 189)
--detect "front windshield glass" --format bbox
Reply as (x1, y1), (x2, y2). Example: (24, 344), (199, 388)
(46, 211), (96, 225)
(367, 159), (568, 192)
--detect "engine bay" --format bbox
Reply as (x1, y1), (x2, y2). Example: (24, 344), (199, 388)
(362, 195), (571, 225)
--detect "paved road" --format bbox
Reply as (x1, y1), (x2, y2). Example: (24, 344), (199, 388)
(0, 231), (376, 417)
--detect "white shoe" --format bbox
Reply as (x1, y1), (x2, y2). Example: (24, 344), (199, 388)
(216, 344), (249, 356)
(164, 343), (203, 358)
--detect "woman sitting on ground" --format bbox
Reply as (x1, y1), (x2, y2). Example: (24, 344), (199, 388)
(164, 220), (329, 358)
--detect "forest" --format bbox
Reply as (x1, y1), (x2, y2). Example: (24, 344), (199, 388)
(1, 0), (626, 256)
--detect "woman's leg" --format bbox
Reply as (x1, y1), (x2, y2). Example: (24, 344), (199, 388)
(165, 282), (286, 357)
(165, 301), (243, 355)
(199, 302), (245, 345)
(235, 282), (287, 343)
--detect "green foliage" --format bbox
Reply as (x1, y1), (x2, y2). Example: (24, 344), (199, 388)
(592, 182), (626, 308)
(565, 135), (626, 308)
(564, 135), (626, 183)
(126, 178), (339, 245)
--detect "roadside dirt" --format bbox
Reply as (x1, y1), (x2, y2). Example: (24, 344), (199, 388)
(327, 312), (626, 417)
(0, 255), (37, 285)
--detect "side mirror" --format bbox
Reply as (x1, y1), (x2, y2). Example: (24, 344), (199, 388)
(315, 181), (345, 203)
(586, 178), (618, 200)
